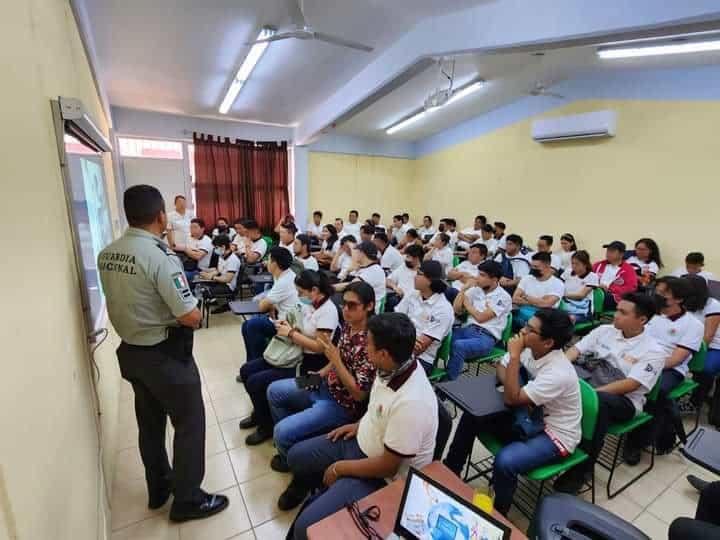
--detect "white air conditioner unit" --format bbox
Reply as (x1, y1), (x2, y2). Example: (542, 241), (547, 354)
(532, 110), (617, 143)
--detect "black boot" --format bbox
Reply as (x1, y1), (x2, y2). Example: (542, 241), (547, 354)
(169, 490), (229, 522)
(271, 453), (290, 473)
(239, 411), (257, 430)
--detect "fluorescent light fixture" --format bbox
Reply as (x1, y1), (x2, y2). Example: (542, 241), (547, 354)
(598, 39), (720, 59)
(385, 80), (484, 134)
(219, 26), (276, 114)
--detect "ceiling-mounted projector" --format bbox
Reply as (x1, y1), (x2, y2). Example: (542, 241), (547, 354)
(424, 89), (452, 111)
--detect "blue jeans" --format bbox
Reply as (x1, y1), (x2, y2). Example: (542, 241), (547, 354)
(444, 410), (562, 515)
(241, 315), (276, 363)
(268, 379), (354, 457)
(448, 325), (497, 380)
(288, 435), (386, 540)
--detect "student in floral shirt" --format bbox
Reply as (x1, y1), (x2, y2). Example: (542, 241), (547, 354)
(267, 281), (377, 506)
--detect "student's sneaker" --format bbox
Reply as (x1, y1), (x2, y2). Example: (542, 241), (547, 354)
(169, 491), (229, 522)
(271, 454), (290, 473)
(277, 478), (309, 511)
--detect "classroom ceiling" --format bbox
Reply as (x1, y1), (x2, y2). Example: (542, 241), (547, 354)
(81, 0), (490, 126)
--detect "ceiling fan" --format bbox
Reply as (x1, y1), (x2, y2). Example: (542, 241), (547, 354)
(246, 0), (374, 52)
(526, 81), (565, 99)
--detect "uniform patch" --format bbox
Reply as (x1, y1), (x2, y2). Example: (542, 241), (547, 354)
(172, 272), (193, 300)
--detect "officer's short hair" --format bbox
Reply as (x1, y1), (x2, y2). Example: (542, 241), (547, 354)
(124, 185), (165, 226)
(212, 234), (231, 249)
(268, 246), (292, 270)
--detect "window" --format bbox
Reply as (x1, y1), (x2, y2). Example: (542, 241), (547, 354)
(118, 137), (183, 159)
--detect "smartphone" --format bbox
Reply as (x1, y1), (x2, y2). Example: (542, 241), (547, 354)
(295, 373), (322, 390)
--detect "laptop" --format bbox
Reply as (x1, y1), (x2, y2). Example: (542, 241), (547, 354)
(388, 468), (511, 540)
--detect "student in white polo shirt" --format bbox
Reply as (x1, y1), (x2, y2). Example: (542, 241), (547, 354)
(183, 218), (213, 280)
(166, 195), (193, 250)
(457, 215), (486, 250)
(424, 232), (453, 277)
(237, 248), (299, 382)
(390, 214), (409, 245)
(278, 222), (297, 254)
(558, 233), (577, 273)
(626, 238), (663, 289)
(512, 252), (565, 330)
(417, 215), (436, 241)
(494, 221), (507, 251)
(554, 293), (665, 494)
(386, 245), (424, 312)
(335, 241), (386, 313)
(444, 309), (581, 516)
(230, 218), (248, 252)
(285, 314), (438, 537)
(331, 234), (356, 281)
(533, 235), (562, 272)
(197, 235), (242, 313)
(306, 210), (324, 239)
(370, 212), (386, 233)
(478, 224), (499, 257)
(496, 234), (531, 292)
(685, 275), (720, 408)
(445, 243), (487, 304)
(293, 234), (319, 271)
(211, 216), (236, 241)
(373, 232), (403, 272)
(342, 210), (361, 240)
(450, 261), (512, 380)
(627, 276), (704, 460)
(671, 252), (715, 282)
(395, 261), (454, 374)
(239, 219), (268, 265)
(561, 250), (599, 324)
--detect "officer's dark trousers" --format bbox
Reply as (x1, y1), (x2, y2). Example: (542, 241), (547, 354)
(117, 339), (205, 503)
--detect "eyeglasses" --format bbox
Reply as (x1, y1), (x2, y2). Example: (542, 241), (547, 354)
(341, 300), (363, 310)
(523, 324), (542, 337)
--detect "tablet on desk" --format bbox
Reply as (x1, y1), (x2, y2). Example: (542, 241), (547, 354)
(389, 467), (510, 540)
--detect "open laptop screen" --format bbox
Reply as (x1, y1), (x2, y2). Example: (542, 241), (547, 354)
(393, 468), (511, 540)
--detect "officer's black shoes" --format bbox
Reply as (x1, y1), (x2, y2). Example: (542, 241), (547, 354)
(687, 474), (710, 493)
(238, 412), (257, 430)
(211, 304), (231, 314)
(277, 479), (309, 511)
(270, 453), (290, 473)
(169, 491), (229, 522)
(245, 425), (272, 445)
(148, 486), (172, 510)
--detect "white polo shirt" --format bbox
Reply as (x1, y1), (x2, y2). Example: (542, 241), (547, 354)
(393, 223), (411, 244)
(231, 234), (248, 252)
(336, 252), (353, 280)
(496, 235), (507, 251)
(306, 222), (323, 237)
(188, 235), (213, 270)
(558, 250), (575, 271)
(463, 285), (512, 340)
(342, 222), (361, 240)
(417, 226), (436, 239)
(388, 265), (417, 297)
(299, 299), (339, 353)
(217, 252), (242, 291)
(431, 246), (454, 277)
(575, 325), (666, 413)
(298, 255), (319, 271)
(626, 256), (659, 276)
(692, 298), (720, 350)
(266, 269), (300, 320)
(167, 210), (193, 248)
(562, 270), (599, 315)
(449, 260), (480, 290)
(278, 240), (294, 255)
(395, 291), (454, 365)
(645, 312), (704, 376)
(597, 263), (620, 287)
(357, 363), (438, 481)
(480, 237), (499, 257)
(517, 275), (565, 308)
(381, 245), (404, 272)
(355, 264), (387, 313)
(249, 237), (268, 260)
(500, 349), (582, 454)
(670, 267), (715, 281)
(494, 252), (531, 280)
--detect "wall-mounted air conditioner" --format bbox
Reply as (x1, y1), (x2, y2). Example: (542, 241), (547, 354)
(532, 110), (617, 143)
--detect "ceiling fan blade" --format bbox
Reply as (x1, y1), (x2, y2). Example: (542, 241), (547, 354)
(313, 32), (374, 52)
(287, 0), (307, 28)
(246, 31), (308, 46)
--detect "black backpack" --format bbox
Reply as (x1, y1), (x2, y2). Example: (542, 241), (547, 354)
(499, 252), (514, 279)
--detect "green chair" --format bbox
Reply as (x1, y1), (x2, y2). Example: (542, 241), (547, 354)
(667, 342), (707, 434)
(377, 295), (387, 314)
(472, 379), (598, 516)
(429, 331), (453, 383)
(572, 287), (607, 334)
(594, 288), (616, 321)
(452, 255), (461, 268)
(603, 378), (661, 499)
(465, 313), (514, 376)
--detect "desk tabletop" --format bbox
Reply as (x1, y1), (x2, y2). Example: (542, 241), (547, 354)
(436, 375), (508, 419)
(307, 461), (527, 540)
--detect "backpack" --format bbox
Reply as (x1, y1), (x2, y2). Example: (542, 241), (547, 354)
(499, 252), (514, 280)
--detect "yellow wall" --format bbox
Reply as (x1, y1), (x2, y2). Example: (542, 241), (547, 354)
(308, 152), (415, 225)
(0, 1), (122, 539)
(412, 99), (720, 272)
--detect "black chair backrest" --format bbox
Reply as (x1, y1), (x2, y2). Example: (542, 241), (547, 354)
(433, 398), (453, 461)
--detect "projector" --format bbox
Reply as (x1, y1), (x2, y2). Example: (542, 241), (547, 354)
(424, 89), (452, 111)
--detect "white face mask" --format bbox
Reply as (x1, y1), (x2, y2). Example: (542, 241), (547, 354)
(214, 247), (224, 256)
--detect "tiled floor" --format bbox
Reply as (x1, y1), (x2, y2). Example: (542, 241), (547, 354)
(110, 312), (719, 539)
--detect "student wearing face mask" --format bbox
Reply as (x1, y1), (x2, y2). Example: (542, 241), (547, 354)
(449, 261), (512, 381)
(211, 217), (236, 241)
(197, 235), (242, 313)
(269, 282), (377, 506)
(512, 252), (565, 330)
(293, 234), (319, 271)
(240, 270), (339, 446)
(385, 245), (424, 312)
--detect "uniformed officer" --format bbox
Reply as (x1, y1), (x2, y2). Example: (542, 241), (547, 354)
(98, 185), (229, 522)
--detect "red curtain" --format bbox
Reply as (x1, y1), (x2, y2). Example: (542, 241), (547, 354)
(193, 133), (289, 232)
